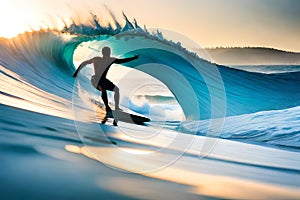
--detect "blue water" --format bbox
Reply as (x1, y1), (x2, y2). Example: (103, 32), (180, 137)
(1, 15), (299, 149)
(1, 13), (300, 199)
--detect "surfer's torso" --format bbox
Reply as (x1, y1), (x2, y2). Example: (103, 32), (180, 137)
(92, 56), (116, 80)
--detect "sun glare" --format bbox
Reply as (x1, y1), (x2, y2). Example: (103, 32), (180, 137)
(0, 2), (31, 38)
(0, 0), (72, 38)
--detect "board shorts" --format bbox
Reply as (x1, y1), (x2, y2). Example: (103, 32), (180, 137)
(91, 75), (116, 91)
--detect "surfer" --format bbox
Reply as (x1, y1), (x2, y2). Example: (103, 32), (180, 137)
(73, 46), (138, 114)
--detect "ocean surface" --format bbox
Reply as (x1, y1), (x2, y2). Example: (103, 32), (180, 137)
(1, 15), (300, 199)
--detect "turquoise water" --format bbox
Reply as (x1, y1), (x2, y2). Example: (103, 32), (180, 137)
(1, 15), (300, 199)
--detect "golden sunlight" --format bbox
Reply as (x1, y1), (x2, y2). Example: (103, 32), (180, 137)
(0, 2), (36, 38)
(0, 0), (71, 38)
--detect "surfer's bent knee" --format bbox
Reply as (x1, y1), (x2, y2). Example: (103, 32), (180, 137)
(114, 86), (119, 93)
(97, 85), (104, 92)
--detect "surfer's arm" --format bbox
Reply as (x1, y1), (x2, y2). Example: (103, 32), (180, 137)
(114, 55), (138, 64)
(73, 58), (94, 77)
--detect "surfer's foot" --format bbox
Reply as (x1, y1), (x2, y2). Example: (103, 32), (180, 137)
(115, 107), (123, 111)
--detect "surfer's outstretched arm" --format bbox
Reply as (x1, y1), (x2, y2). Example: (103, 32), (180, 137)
(114, 55), (138, 64)
(73, 58), (94, 77)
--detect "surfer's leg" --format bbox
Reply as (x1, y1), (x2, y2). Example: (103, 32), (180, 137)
(114, 86), (122, 111)
(97, 85), (111, 112)
(104, 79), (122, 111)
(102, 91), (112, 112)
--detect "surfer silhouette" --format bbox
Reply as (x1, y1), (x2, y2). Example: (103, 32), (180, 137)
(73, 46), (138, 115)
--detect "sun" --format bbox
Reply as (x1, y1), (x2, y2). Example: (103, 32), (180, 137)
(0, 0), (65, 38)
(0, 1), (36, 38)
(0, 18), (31, 39)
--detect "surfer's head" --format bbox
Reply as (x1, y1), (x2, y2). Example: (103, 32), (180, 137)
(102, 46), (111, 57)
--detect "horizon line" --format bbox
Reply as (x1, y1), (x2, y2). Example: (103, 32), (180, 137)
(202, 46), (300, 54)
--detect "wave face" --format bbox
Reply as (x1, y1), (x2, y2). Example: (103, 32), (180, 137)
(1, 15), (300, 148)
(73, 32), (300, 120)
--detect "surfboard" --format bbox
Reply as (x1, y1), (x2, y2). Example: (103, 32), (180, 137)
(102, 110), (150, 126)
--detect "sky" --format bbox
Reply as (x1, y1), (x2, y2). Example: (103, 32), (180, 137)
(1, 0), (299, 52)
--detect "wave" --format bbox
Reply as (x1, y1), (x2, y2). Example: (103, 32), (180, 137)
(0, 13), (300, 148)
(182, 106), (300, 148)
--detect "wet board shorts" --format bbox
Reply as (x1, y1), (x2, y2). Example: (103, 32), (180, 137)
(91, 75), (116, 91)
